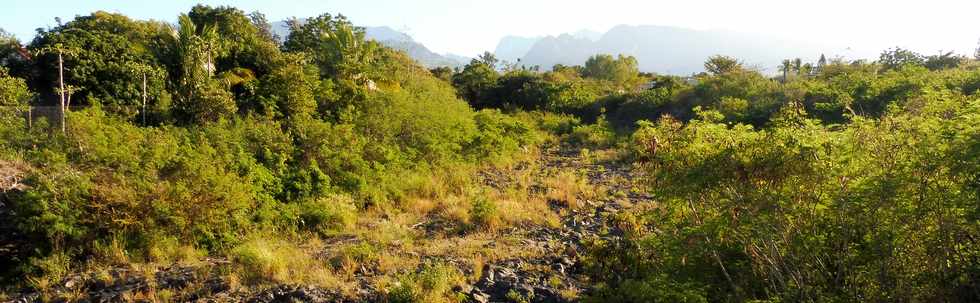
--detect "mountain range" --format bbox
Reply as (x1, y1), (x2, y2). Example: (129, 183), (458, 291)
(500, 25), (865, 75)
(271, 20), (868, 74)
(493, 35), (541, 63)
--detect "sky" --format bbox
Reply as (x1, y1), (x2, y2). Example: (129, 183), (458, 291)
(3, 0), (979, 59)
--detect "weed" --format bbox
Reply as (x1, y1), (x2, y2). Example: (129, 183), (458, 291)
(470, 195), (499, 231)
(506, 288), (532, 303)
(544, 171), (593, 209)
(229, 238), (339, 286)
(26, 252), (71, 291)
(299, 194), (358, 235)
(387, 263), (464, 303)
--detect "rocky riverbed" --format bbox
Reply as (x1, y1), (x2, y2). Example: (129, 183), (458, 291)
(4, 144), (653, 303)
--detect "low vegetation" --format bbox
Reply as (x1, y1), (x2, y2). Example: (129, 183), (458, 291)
(1, 4), (979, 303)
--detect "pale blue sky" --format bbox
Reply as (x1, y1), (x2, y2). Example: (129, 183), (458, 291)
(4, 0), (979, 58)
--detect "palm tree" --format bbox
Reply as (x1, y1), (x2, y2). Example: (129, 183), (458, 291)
(166, 15), (222, 102)
(801, 63), (813, 77)
(779, 59), (792, 83)
(164, 14), (236, 123)
(328, 22), (379, 84)
(974, 38), (980, 60)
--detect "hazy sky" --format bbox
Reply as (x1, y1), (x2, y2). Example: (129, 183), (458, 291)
(3, 0), (979, 58)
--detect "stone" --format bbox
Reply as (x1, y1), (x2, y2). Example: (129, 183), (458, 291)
(471, 290), (490, 303)
(560, 257), (574, 266)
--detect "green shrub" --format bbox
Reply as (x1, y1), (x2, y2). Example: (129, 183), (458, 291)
(25, 252), (72, 290)
(469, 195), (499, 230)
(297, 194), (358, 235)
(468, 109), (536, 160)
(387, 263), (464, 303)
(520, 111), (581, 135)
(567, 116), (616, 148)
(585, 274), (708, 303)
(592, 94), (980, 302)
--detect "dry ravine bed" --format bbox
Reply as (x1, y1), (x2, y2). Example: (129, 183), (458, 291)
(4, 143), (655, 303)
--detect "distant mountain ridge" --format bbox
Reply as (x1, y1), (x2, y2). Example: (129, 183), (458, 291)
(493, 36), (541, 63)
(500, 25), (856, 75)
(570, 29), (602, 41)
(270, 21), (467, 68)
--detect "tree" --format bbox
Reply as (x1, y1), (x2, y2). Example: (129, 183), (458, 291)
(878, 47), (924, 70)
(792, 58), (803, 75)
(817, 54), (827, 70)
(924, 51), (964, 70)
(429, 66), (453, 82)
(801, 63), (813, 76)
(550, 64), (584, 81)
(583, 54), (639, 86)
(256, 53), (320, 119)
(974, 39), (980, 60)
(0, 67), (31, 130)
(32, 42), (76, 133)
(29, 12), (171, 113)
(0, 29), (29, 73)
(126, 62), (165, 124)
(187, 5), (281, 76)
(703, 55), (742, 75)
(778, 59), (792, 82)
(0, 67), (30, 107)
(283, 13), (378, 82)
(248, 11), (277, 43)
(165, 14), (236, 124)
(452, 58), (498, 106)
(477, 51), (498, 70)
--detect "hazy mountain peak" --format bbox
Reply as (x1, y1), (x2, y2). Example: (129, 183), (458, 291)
(364, 26), (414, 43)
(517, 24), (846, 74)
(493, 35), (542, 62)
(571, 29), (602, 41)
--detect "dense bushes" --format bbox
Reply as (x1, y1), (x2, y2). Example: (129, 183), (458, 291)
(3, 5), (980, 300)
(456, 54), (980, 138)
(586, 89), (980, 301)
(0, 5), (540, 285)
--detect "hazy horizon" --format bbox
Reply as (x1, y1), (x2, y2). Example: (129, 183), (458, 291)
(4, 0), (979, 60)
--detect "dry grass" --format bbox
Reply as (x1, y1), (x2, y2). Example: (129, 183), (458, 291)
(25, 251), (71, 292)
(18, 137), (600, 302)
(494, 191), (560, 228)
(411, 165), (473, 200)
(559, 287), (581, 301)
(469, 255), (485, 283)
(229, 237), (346, 288)
(92, 238), (131, 267)
(544, 170), (594, 209)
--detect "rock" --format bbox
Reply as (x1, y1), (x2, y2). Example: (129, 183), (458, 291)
(454, 283), (474, 294)
(534, 286), (562, 303)
(497, 267), (517, 280)
(470, 290), (490, 303)
(63, 278), (76, 289)
(480, 267), (495, 285)
(560, 257), (574, 266)
(515, 282), (536, 299)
